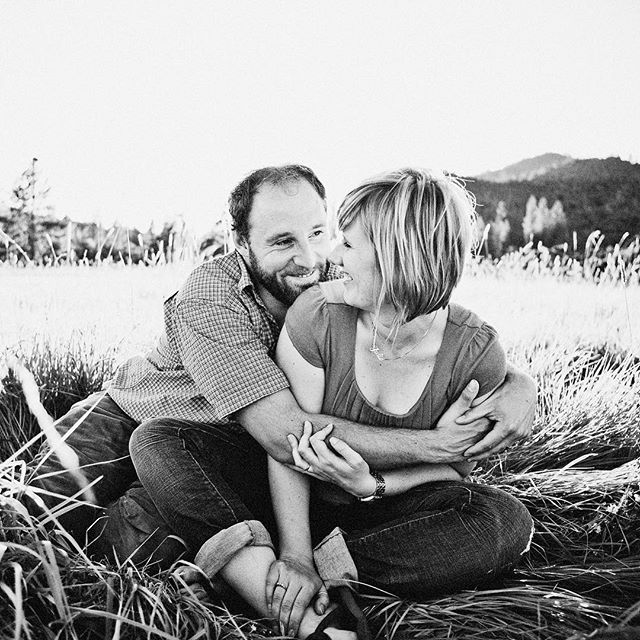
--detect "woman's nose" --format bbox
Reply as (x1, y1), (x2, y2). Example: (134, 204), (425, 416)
(329, 243), (343, 266)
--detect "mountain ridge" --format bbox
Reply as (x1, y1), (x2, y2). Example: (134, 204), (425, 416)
(466, 154), (640, 246)
(475, 153), (640, 184)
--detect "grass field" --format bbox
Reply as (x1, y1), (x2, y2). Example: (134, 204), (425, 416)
(1, 258), (640, 639)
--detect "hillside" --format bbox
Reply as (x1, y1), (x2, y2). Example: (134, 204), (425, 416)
(476, 153), (574, 182)
(469, 155), (640, 248)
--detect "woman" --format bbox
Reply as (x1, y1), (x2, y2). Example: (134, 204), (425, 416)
(266, 168), (533, 638)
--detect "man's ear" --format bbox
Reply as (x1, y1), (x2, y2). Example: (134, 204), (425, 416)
(233, 231), (250, 258)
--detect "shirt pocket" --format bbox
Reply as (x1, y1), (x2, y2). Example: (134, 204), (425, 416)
(109, 356), (154, 390)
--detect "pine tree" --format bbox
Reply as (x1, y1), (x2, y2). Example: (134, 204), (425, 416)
(2, 159), (55, 262)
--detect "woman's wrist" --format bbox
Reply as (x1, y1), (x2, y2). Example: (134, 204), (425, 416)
(279, 549), (314, 565)
(278, 537), (314, 562)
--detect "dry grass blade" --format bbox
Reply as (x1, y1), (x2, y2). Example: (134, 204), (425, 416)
(364, 585), (622, 640)
(2, 354), (96, 504)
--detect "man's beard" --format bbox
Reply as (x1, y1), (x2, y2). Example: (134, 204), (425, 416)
(248, 248), (328, 306)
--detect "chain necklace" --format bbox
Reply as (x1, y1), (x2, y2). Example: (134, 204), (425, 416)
(369, 310), (439, 362)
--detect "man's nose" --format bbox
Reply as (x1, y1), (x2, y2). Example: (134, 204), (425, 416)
(293, 240), (316, 270)
(329, 243), (343, 266)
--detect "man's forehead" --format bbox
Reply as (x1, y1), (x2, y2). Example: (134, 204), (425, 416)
(252, 179), (315, 209)
(248, 179), (326, 234)
(256, 179), (306, 199)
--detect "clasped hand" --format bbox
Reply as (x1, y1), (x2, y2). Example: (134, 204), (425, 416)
(266, 554), (329, 637)
(287, 421), (376, 498)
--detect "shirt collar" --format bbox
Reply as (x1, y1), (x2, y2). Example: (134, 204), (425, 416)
(234, 250), (255, 295)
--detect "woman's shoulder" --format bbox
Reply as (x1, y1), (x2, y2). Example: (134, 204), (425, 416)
(445, 303), (506, 397)
(318, 279), (347, 304)
(288, 280), (344, 315)
(284, 281), (351, 369)
(290, 280), (352, 313)
(446, 302), (495, 332)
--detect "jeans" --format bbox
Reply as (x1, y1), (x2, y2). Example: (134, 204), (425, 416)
(130, 421), (534, 597)
(29, 392), (183, 568)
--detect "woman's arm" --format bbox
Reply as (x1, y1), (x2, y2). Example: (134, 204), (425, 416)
(265, 325), (329, 635)
(266, 457), (328, 636)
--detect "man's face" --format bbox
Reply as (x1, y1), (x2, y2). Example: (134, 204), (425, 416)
(237, 180), (331, 307)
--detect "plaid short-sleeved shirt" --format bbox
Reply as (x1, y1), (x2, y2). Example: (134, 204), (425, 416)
(108, 251), (341, 425)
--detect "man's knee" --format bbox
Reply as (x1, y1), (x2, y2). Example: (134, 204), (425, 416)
(130, 418), (176, 453)
(29, 392), (138, 510)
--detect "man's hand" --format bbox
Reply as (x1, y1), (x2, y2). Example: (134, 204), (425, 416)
(430, 380), (492, 461)
(287, 422), (376, 497)
(458, 366), (537, 461)
(266, 555), (329, 637)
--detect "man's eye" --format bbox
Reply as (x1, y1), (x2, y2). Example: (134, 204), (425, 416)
(274, 239), (292, 247)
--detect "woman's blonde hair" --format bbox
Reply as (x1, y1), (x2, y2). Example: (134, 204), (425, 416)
(337, 168), (476, 326)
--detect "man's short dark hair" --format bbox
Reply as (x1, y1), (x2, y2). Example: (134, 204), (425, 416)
(228, 165), (327, 240)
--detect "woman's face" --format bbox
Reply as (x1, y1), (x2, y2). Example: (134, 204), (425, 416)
(329, 218), (381, 312)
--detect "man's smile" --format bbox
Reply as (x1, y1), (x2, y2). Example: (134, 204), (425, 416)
(284, 269), (319, 283)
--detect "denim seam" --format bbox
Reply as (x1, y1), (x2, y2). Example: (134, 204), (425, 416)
(178, 428), (242, 524)
(353, 485), (474, 544)
(351, 507), (458, 544)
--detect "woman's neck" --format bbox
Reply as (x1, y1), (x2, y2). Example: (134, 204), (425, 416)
(361, 306), (443, 355)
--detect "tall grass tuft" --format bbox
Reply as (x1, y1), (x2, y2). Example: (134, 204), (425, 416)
(2, 258), (640, 638)
(0, 336), (117, 462)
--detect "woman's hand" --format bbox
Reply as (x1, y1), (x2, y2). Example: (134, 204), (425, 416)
(266, 554), (329, 637)
(287, 422), (377, 498)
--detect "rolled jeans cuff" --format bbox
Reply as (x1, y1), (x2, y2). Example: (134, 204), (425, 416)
(313, 527), (359, 590)
(194, 519), (274, 579)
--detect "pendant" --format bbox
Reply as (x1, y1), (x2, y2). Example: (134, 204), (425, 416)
(370, 345), (385, 361)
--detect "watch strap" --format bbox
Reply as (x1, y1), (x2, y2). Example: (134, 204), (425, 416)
(358, 469), (386, 501)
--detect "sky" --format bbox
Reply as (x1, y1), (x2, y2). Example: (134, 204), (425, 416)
(1, 0), (639, 233)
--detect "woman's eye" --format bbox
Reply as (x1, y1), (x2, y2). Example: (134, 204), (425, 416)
(311, 229), (325, 238)
(342, 240), (351, 249)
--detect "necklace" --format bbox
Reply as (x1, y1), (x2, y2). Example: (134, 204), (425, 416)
(369, 310), (439, 362)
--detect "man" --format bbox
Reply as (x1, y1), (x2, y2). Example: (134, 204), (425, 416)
(33, 164), (535, 584)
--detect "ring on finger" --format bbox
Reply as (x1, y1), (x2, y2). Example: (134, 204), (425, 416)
(275, 582), (287, 590)
(307, 465), (313, 473)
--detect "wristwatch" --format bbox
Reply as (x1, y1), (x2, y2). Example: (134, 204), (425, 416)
(358, 470), (386, 502)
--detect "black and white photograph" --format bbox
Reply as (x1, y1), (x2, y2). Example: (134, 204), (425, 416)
(1, 2), (639, 638)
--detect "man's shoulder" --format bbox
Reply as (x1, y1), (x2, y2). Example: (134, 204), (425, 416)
(177, 252), (243, 306)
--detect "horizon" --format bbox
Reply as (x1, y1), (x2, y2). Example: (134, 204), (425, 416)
(2, 150), (636, 234)
(1, 1), (639, 233)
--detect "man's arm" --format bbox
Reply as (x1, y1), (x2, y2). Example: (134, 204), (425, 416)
(236, 325), (490, 467)
(459, 363), (537, 461)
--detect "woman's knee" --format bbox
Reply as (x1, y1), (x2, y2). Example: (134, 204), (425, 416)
(474, 484), (534, 563)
